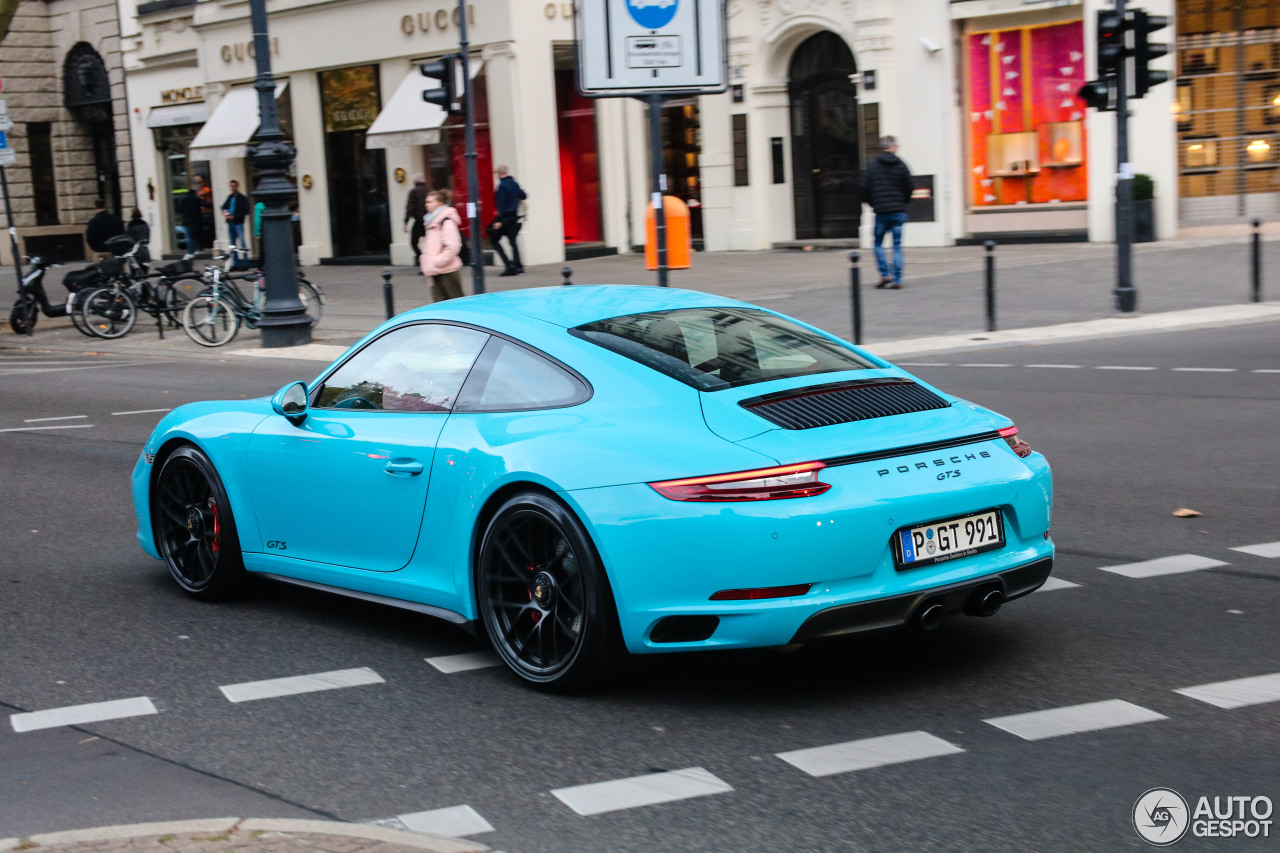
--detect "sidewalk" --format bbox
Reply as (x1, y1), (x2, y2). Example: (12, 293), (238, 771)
(2, 235), (1278, 361)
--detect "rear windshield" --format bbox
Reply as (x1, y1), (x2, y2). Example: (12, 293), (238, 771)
(570, 307), (877, 391)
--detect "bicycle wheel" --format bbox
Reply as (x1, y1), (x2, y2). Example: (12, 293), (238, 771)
(67, 290), (97, 337)
(183, 294), (240, 347)
(159, 275), (204, 327)
(298, 281), (324, 328)
(81, 287), (138, 339)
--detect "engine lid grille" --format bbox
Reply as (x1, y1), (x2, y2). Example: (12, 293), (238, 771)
(739, 378), (950, 430)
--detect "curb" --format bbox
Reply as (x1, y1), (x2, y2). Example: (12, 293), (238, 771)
(0, 818), (489, 853)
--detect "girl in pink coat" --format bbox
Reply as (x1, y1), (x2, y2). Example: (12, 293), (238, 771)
(419, 188), (465, 301)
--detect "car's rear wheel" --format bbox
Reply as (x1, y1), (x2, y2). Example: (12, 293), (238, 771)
(154, 445), (246, 599)
(477, 492), (618, 691)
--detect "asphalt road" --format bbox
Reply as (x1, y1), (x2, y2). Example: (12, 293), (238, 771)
(1, 323), (1278, 851)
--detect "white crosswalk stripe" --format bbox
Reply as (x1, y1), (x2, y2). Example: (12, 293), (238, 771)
(425, 651), (501, 674)
(552, 767), (733, 816)
(396, 805), (494, 837)
(11, 697), (158, 733)
(219, 667), (384, 703)
(985, 699), (1166, 741)
(776, 731), (964, 778)
(1098, 554), (1227, 578)
(1230, 541), (1280, 559)
(1174, 673), (1280, 709)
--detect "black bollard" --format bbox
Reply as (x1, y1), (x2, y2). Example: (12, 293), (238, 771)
(849, 250), (862, 346)
(561, 265), (573, 286)
(1252, 218), (1262, 304)
(984, 240), (997, 333)
(382, 269), (395, 320)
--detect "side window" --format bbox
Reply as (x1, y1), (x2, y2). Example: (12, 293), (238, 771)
(315, 324), (489, 411)
(456, 339), (590, 412)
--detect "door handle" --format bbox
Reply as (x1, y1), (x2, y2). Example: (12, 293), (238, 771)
(383, 459), (424, 477)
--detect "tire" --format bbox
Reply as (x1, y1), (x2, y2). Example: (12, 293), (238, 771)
(477, 492), (620, 691)
(161, 275), (204, 327)
(8, 295), (37, 335)
(81, 287), (138, 339)
(298, 281), (324, 328)
(153, 445), (247, 599)
(67, 291), (97, 337)
(182, 294), (240, 347)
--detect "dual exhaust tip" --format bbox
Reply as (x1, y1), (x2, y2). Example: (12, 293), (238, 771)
(916, 587), (1003, 631)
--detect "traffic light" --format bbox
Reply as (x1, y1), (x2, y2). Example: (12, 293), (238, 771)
(1077, 78), (1113, 111)
(1133, 9), (1170, 97)
(1096, 9), (1127, 77)
(421, 54), (462, 114)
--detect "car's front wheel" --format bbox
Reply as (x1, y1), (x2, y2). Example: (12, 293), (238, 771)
(154, 445), (247, 599)
(477, 492), (619, 691)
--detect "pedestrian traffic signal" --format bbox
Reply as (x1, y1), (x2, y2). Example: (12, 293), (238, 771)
(1077, 78), (1113, 111)
(1096, 9), (1126, 76)
(1133, 9), (1170, 98)
(421, 54), (462, 115)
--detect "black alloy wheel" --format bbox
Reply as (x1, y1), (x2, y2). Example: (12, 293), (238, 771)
(154, 445), (246, 599)
(478, 492), (619, 690)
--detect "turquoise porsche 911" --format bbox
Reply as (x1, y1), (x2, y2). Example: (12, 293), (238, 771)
(132, 285), (1053, 690)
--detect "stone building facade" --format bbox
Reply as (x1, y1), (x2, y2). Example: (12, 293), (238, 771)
(0, 0), (134, 265)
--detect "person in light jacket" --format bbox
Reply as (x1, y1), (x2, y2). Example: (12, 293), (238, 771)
(419, 188), (464, 302)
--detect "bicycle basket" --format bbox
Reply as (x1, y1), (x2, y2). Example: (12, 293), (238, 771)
(97, 257), (124, 277)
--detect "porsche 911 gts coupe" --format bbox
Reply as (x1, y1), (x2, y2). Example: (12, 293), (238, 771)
(133, 286), (1053, 689)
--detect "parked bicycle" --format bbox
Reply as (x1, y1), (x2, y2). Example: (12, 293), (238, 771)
(181, 252), (324, 347)
(79, 238), (204, 340)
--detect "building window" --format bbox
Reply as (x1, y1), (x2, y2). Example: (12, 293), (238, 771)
(732, 114), (748, 187)
(965, 20), (1088, 207)
(27, 123), (58, 226)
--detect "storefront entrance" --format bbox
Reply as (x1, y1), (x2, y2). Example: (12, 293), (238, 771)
(788, 32), (862, 240)
(320, 65), (390, 258)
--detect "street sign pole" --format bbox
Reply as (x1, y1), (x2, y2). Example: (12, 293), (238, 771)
(1113, 0), (1136, 314)
(1, 165), (24, 287)
(648, 93), (668, 287)
(457, 0), (484, 294)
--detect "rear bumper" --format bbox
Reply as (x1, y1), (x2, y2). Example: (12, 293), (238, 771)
(790, 556), (1052, 643)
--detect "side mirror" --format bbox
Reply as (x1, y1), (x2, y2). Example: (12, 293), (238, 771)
(271, 381), (310, 424)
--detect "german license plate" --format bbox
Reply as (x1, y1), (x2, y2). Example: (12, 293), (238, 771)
(896, 509), (1004, 568)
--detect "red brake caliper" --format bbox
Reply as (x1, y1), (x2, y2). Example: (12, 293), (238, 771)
(207, 497), (221, 555)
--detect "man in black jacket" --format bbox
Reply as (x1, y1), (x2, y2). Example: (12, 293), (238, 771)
(859, 135), (914, 289)
(489, 165), (526, 276)
(84, 198), (125, 254)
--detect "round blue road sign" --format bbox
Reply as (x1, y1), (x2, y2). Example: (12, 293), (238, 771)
(626, 0), (679, 30)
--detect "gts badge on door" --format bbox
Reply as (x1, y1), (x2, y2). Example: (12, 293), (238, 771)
(267, 540), (288, 550)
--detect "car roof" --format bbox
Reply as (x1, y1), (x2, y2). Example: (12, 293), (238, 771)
(401, 285), (758, 328)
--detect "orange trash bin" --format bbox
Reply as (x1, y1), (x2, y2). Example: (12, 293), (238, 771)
(645, 195), (692, 270)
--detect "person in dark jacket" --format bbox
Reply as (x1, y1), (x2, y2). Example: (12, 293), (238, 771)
(402, 173), (429, 272)
(126, 208), (151, 245)
(859, 136), (914, 289)
(178, 178), (208, 254)
(84, 198), (125, 254)
(489, 165), (526, 276)
(220, 179), (250, 255)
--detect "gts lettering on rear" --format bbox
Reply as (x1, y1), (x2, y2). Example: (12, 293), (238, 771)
(877, 450), (991, 478)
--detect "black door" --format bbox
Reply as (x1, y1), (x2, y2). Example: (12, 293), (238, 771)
(326, 131), (390, 257)
(789, 32), (861, 240)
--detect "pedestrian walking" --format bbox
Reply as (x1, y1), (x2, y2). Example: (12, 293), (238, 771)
(860, 135), (914, 290)
(221, 179), (250, 258)
(420, 188), (464, 302)
(402, 173), (429, 273)
(489, 165), (526, 276)
(126, 208), (151, 245)
(84, 198), (125, 254)
(178, 179), (208, 254)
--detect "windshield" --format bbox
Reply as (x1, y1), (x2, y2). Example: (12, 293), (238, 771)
(570, 307), (877, 391)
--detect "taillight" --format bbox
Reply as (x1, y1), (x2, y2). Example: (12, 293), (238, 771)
(649, 461), (831, 501)
(999, 425), (1033, 458)
(710, 583), (813, 601)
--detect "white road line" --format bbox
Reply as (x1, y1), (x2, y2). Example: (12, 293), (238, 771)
(775, 731), (964, 778)
(219, 667), (384, 703)
(1254, 369), (1280, 374)
(425, 651), (501, 674)
(0, 361), (158, 376)
(11, 697), (158, 733)
(23, 415), (88, 423)
(1037, 577), (1081, 592)
(397, 806), (493, 837)
(1096, 365), (1157, 371)
(897, 362), (950, 367)
(1098, 554), (1227, 578)
(1231, 541), (1280, 559)
(0, 424), (94, 433)
(1174, 673), (1280, 709)
(1025, 364), (1081, 369)
(551, 767), (733, 816)
(1172, 367), (1237, 373)
(958, 363), (1012, 368)
(984, 699), (1166, 741)
(112, 408), (173, 416)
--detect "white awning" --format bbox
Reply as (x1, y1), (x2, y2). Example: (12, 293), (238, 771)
(189, 81), (288, 160)
(147, 102), (209, 129)
(365, 60), (483, 150)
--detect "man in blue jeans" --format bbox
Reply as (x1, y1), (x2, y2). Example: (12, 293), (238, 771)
(859, 136), (914, 289)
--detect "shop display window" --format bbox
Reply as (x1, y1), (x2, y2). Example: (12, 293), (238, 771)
(1183, 139), (1219, 169)
(987, 132), (1040, 176)
(1044, 121), (1084, 166)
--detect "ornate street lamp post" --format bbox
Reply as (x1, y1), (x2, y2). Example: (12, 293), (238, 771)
(247, 0), (311, 346)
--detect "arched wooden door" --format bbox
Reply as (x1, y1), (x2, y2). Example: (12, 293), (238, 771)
(789, 32), (861, 240)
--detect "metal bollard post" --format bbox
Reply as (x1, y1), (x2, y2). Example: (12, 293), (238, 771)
(561, 265), (573, 286)
(984, 240), (997, 333)
(848, 250), (862, 346)
(381, 269), (395, 320)
(1252, 218), (1262, 303)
